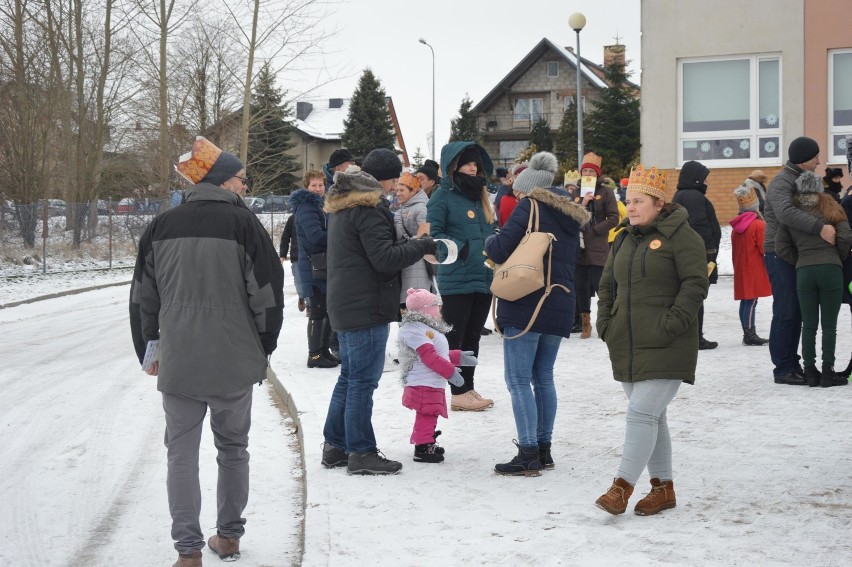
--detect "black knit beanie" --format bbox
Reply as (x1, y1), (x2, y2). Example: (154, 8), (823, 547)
(788, 137), (820, 164)
(456, 147), (480, 171)
(361, 148), (402, 181)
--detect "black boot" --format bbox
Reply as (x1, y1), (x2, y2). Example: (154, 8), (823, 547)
(803, 365), (821, 387)
(308, 319), (337, 368)
(321, 318), (340, 363)
(742, 329), (769, 346)
(413, 442), (444, 463)
(698, 336), (718, 350)
(494, 440), (541, 477)
(538, 441), (554, 470)
(842, 354), (852, 379)
(821, 365), (848, 388)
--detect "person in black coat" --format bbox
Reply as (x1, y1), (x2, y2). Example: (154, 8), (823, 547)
(672, 160), (722, 350)
(279, 213), (307, 312)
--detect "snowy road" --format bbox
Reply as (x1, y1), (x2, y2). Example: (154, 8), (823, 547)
(0, 287), (302, 566)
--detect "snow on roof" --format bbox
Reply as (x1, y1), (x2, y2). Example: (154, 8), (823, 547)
(549, 38), (608, 89)
(291, 98), (351, 141)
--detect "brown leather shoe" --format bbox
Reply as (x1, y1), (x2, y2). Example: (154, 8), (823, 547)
(172, 550), (202, 567)
(580, 312), (592, 339)
(634, 478), (676, 516)
(450, 391), (491, 411)
(595, 477), (634, 515)
(207, 533), (240, 561)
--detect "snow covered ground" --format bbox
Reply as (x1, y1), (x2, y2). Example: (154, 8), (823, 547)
(3, 232), (852, 566)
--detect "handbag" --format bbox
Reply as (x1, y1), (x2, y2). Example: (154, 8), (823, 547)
(489, 199), (570, 340)
(310, 252), (327, 280)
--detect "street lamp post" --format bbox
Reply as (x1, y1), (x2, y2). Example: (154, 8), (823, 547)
(569, 12), (586, 168)
(419, 38), (436, 161)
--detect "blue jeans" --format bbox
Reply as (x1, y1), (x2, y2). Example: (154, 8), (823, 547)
(502, 327), (562, 447)
(764, 252), (802, 376)
(739, 298), (757, 330)
(322, 324), (390, 453)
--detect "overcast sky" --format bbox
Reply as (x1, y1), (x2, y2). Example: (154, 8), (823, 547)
(292, 0), (642, 162)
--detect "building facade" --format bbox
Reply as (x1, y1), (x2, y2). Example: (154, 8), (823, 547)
(641, 0), (850, 221)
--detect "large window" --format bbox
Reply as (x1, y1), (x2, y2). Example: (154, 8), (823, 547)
(513, 98), (543, 122)
(829, 49), (852, 163)
(679, 55), (781, 166)
(499, 141), (529, 162)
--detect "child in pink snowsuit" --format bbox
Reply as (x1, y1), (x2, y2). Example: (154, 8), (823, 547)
(398, 288), (477, 463)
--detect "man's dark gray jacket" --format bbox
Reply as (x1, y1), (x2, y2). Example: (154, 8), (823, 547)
(130, 184), (284, 395)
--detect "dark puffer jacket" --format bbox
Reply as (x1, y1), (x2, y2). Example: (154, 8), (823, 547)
(672, 161), (722, 283)
(325, 172), (433, 332)
(485, 188), (590, 338)
(290, 188), (328, 294)
(129, 183), (284, 395)
(596, 205), (709, 384)
(575, 180), (620, 266)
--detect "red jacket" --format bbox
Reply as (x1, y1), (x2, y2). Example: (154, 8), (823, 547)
(499, 194), (518, 227)
(730, 212), (772, 300)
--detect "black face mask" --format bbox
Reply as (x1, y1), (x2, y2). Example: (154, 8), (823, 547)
(454, 172), (485, 201)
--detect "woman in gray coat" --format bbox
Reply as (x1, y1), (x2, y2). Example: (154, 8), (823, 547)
(394, 172), (434, 304)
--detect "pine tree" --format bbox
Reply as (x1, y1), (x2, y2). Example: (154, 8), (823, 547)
(449, 95), (480, 143)
(554, 98), (587, 171)
(529, 118), (553, 152)
(583, 60), (640, 179)
(411, 146), (425, 169)
(247, 62), (300, 194)
(341, 68), (396, 157)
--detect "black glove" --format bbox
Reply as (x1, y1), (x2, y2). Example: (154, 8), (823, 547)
(420, 235), (438, 255)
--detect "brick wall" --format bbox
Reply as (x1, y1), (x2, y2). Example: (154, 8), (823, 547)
(660, 166), (781, 226)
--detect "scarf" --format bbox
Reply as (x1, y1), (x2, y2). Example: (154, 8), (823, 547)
(454, 173), (486, 201)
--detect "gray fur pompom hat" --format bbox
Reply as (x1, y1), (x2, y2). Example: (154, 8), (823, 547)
(513, 151), (558, 194)
(327, 165), (382, 197)
(795, 171), (823, 194)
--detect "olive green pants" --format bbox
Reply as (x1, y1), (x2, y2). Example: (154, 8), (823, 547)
(796, 264), (843, 368)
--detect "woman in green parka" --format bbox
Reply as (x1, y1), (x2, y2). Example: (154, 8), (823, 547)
(426, 141), (497, 412)
(593, 165), (709, 517)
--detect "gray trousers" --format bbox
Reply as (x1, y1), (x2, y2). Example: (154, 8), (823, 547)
(616, 379), (681, 485)
(162, 387), (252, 554)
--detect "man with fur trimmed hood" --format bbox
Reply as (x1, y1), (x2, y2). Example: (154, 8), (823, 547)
(320, 148), (438, 476)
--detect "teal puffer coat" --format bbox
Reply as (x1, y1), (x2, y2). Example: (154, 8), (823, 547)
(596, 206), (709, 384)
(426, 142), (496, 295)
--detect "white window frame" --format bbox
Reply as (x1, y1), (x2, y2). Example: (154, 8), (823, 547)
(547, 61), (559, 78)
(513, 97), (544, 122)
(678, 54), (782, 167)
(828, 48), (852, 164)
(563, 95), (586, 112)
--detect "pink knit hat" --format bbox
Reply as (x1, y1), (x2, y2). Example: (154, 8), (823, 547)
(405, 288), (441, 319)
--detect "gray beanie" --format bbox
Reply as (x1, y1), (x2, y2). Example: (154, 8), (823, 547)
(200, 151), (243, 186)
(361, 148), (402, 181)
(513, 152), (558, 194)
(795, 171), (823, 194)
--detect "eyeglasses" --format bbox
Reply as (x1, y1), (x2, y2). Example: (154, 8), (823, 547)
(234, 175), (249, 186)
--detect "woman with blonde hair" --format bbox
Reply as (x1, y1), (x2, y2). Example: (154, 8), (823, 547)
(426, 142), (496, 411)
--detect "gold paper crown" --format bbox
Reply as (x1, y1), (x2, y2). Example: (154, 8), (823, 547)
(175, 136), (222, 184)
(581, 152), (602, 169)
(564, 170), (581, 185)
(627, 164), (668, 200)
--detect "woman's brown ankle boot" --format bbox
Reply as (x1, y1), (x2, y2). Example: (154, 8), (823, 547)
(633, 478), (676, 515)
(595, 477), (634, 514)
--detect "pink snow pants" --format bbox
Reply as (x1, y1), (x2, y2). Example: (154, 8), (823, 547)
(401, 385), (448, 445)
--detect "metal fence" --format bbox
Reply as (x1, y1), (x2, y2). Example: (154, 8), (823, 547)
(0, 199), (290, 276)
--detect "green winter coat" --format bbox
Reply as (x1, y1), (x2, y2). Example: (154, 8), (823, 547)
(596, 206), (709, 384)
(426, 141), (496, 295)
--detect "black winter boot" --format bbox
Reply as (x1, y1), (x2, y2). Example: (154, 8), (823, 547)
(495, 440), (541, 477)
(821, 365), (848, 388)
(308, 319), (338, 368)
(742, 329), (769, 346)
(538, 442), (554, 470)
(698, 336), (718, 350)
(803, 365), (821, 388)
(321, 318), (340, 364)
(414, 443), (444, 463)
(842, 354), (852, 380)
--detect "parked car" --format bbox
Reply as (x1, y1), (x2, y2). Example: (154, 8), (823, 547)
(116, 198), (137, 214)
(244, 196), (265, 213)
(261, 195), (290, 213)
(37, 199), (67, 216)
